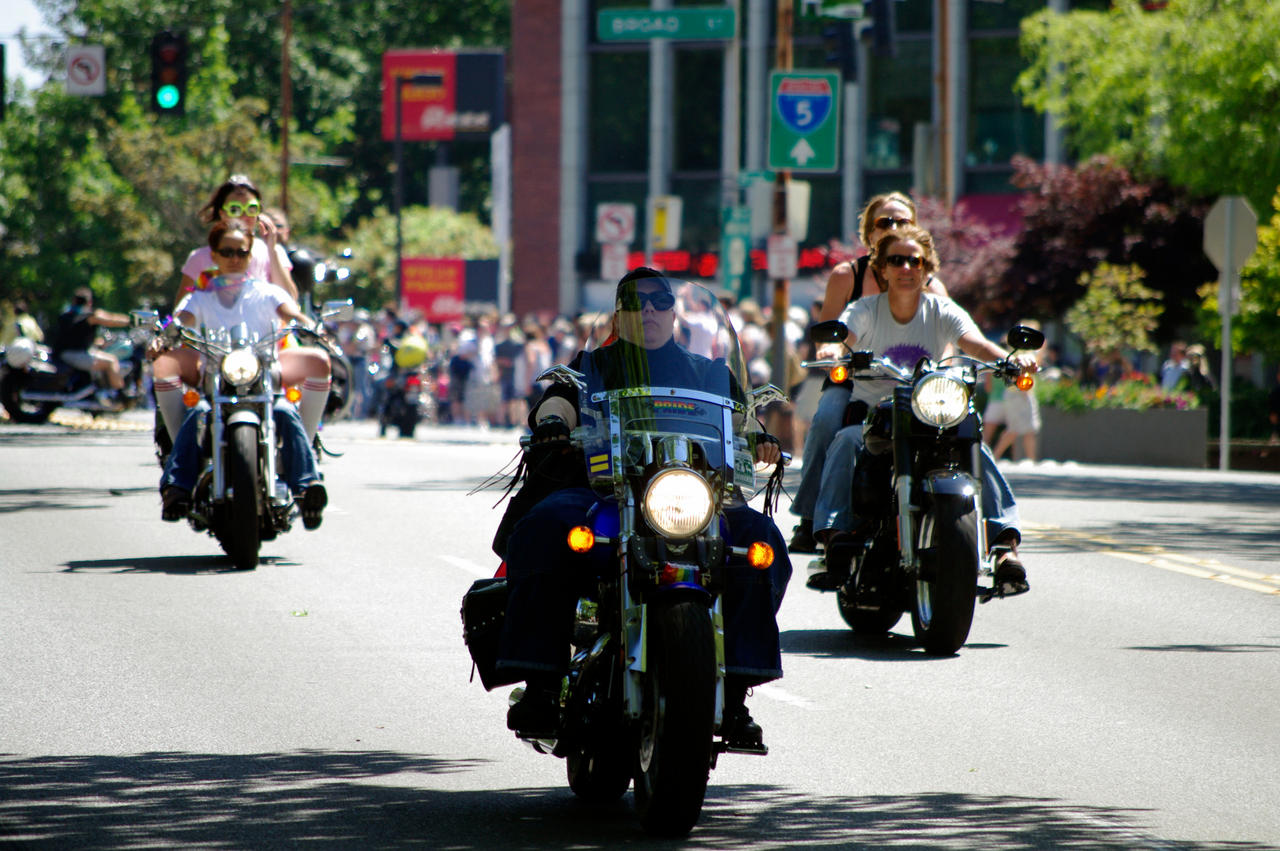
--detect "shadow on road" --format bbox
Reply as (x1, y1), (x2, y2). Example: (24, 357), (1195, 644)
(61, 554), (295, 574)
(780, 628), (1008, 661)
(0, 750), (1271, 850)
(0, 486), (152, 515)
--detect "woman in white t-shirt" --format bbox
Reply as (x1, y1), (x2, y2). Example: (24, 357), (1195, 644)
(152, 222), (331, 447)
(175, 174), (295, 305)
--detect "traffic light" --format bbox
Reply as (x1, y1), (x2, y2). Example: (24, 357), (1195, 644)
(865, 0), (897, 59)
(150, 31), (187, 115)
(822, 20), (857, 82)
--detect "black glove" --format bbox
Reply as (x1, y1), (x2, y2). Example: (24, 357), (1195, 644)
(531, 414), (571, 445)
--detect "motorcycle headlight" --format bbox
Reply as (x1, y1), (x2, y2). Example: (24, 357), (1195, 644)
(221, 347), (261, 388)
(642, 468), (715, 539)
(911, 373), (970, 428)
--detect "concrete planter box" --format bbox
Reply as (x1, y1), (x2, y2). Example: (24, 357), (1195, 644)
(1039, 407), (1208, 468)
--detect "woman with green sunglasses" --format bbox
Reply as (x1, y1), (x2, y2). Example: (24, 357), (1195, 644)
(175, 174), (296, 305)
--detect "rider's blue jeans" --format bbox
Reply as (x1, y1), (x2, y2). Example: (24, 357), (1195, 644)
(496, 487), (793, 687)
(813, 424), (1021, 545)
(160, 399), (320, 495)
(793, 381), (852, 520)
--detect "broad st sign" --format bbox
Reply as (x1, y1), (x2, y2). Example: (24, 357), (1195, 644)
(382, 49), (505, 142)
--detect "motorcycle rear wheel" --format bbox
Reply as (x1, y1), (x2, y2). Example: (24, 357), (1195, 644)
(632, 599), (715, 837)
(1, 374), (57, 424)
(911, 499), (978, 656)
(220, 422), (261, 571)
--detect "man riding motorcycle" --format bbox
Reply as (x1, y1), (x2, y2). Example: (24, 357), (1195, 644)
(151, 221), (329, 529)
(50, 287), (132, 397)
(495, 268), (792, 746)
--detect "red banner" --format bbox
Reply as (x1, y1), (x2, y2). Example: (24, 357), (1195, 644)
(402, 257), (465, 322)
(381, 50), (456, 142)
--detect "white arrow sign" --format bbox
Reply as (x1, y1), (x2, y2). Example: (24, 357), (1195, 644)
(789, 138), (817, 166)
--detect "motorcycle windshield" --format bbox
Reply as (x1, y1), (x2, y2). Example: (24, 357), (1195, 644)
(573, 278), (759, 501)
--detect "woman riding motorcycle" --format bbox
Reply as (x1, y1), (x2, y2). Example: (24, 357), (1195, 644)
(495, 268), (792, 746)
(151, 221), (329, 529)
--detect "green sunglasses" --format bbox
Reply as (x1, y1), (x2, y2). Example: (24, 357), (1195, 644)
(223, 200), (262, 218)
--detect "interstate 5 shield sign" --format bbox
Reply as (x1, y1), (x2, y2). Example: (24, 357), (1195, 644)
(768, 70), (841, 173)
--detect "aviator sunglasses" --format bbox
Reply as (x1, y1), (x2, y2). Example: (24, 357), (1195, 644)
(222, 200), (262, 218)
(883, 253), (924, 269)
(873, 215), (912, 230)
(216, 246), (252, 258)
(620, 290), (676, 311)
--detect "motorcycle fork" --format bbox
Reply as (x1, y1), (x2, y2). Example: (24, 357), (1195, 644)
(892, 387), (918, 574)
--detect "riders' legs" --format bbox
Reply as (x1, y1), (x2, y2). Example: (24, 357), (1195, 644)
(92, 351), (124, 389)
(793, 383), (852, 519)
(152, 348), (202, 442)
(978, 442), (1021, 546)
(812, 424), (866, 540)
(281, 346), (331, 441)
(272, 399), (320, 492)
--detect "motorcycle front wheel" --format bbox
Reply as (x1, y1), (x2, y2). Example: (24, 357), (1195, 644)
(911, 498), (978, 656)
(0, 373), (57, 424)
(220, 422), (262, 571)
(632, 598), (715, 837)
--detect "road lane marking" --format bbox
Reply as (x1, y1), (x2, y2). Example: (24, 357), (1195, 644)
(441, 554), (494, 577)
(1024, 522), (1280, 596)
(756, 683), (816, 708)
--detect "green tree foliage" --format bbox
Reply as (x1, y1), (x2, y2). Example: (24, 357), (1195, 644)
(1195, 189), (1280, 357)
(999, 156), (1217, 335)
(1065, 262), (1162, 357)
(328, 206), (499, 308)
(1017, 0), (1280, 215)
(1, 0), (506, 317)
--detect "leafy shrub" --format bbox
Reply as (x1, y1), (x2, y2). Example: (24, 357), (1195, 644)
(1036, 375), (1200, 412)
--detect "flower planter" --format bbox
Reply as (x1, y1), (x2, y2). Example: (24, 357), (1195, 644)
(1038, 407), (1208, 468)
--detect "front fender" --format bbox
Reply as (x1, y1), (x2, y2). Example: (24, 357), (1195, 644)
(921, 470), (979, 514)
(225, 410), (262, 428)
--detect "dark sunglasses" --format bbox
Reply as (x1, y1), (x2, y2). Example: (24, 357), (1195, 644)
(620, 290), (676, 311)
(874, 216), (912, 230)
(216, 247), (252, 259)
(883, 253), (924, 269)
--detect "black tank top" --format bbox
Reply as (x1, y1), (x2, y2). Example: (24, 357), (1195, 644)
(52, 309), (94, 354)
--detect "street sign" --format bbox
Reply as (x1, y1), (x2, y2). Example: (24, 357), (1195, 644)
(601, 242), (630, 282)
(720, 205), (752, 297)
(767, 233), (798, 279)
(1203, 195), (1257, 275)
(648, 195), (683, 250)
(595, 203), (637, 245)
(66, 45), (105, 96)
(597, 7), (737, 41)
(768, 71), (841, 172)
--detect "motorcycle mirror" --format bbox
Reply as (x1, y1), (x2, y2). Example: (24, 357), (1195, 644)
(131, 309), (159, 327)
(1006, 325), (1045, 352)
(850, 351), (873, 369)
(322, 299), (355, 322)
(809, 320), (849, 344)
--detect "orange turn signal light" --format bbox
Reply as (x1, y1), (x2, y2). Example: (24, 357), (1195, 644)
(746, 541), (774, 569)
(829, 365), (849, 384)
(1015, 373), (1035, 392)
(285, 385), (302, 403)
(182, 389), (201, 408)
(567, 525), (595, 553)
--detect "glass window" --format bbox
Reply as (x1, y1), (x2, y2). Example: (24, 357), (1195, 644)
(969, 0), (1046, 31)
(966, 36), (1043, 166)
(673, 49), (723, 172)
(866, 38), (932, 168)
(589, 50), (649, 173)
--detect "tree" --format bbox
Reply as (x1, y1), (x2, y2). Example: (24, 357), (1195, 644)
(998, 156), (1217, 336)
(1195, 189), (1280, 358)
(1065, 262), (1162, 368)
(1017, 0), (1280, 216)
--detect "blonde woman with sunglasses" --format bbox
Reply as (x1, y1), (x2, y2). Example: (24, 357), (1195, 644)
(175, 174), (296, 305)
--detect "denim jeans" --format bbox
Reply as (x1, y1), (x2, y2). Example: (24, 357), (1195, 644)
(793, 381), (852, 520)
(496, 488), (793, 686)
(813, 424), (1020, 545)
(160, 399), (319, 494)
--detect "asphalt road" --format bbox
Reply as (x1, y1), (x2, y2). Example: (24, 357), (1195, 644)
(2, 414), (1278, 849)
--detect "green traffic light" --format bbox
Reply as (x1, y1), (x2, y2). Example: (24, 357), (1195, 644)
(156, 84), (181, 109)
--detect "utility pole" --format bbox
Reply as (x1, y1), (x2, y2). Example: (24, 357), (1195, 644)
(769, 0), (795, 446)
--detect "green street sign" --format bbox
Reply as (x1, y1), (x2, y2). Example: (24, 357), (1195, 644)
(768, 70), (841, 173)
(720, 205), (753, 298)
(597, 7), (737, 41)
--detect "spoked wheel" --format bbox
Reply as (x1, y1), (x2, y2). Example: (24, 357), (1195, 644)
(632, 599), (715, 837)
(836, 537), (902, 635)
(1, 373), (57, 424)
(911, 498), (979, 656)
(220, 422), (261, 571)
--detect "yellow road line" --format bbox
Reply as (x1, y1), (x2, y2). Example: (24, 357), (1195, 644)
(1024, 522), (1280, 596)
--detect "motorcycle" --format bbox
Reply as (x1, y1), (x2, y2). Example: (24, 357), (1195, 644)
(462, 281), (786, 836)
(1, 327), (147, 423)
(136, 300), (353, 571)
(370, 343), (431, 438)
(800, 320), (1045, 656)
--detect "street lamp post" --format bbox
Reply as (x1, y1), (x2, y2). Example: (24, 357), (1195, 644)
(394, 72), (444, 306)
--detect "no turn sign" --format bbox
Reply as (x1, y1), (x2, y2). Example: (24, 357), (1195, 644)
(66, 45), (106, 96)
(595, 203), (637, 245)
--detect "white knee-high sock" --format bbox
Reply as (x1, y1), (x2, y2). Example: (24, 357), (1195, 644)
(154, 377), (187, 442)
(299, 377), (331, 442)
